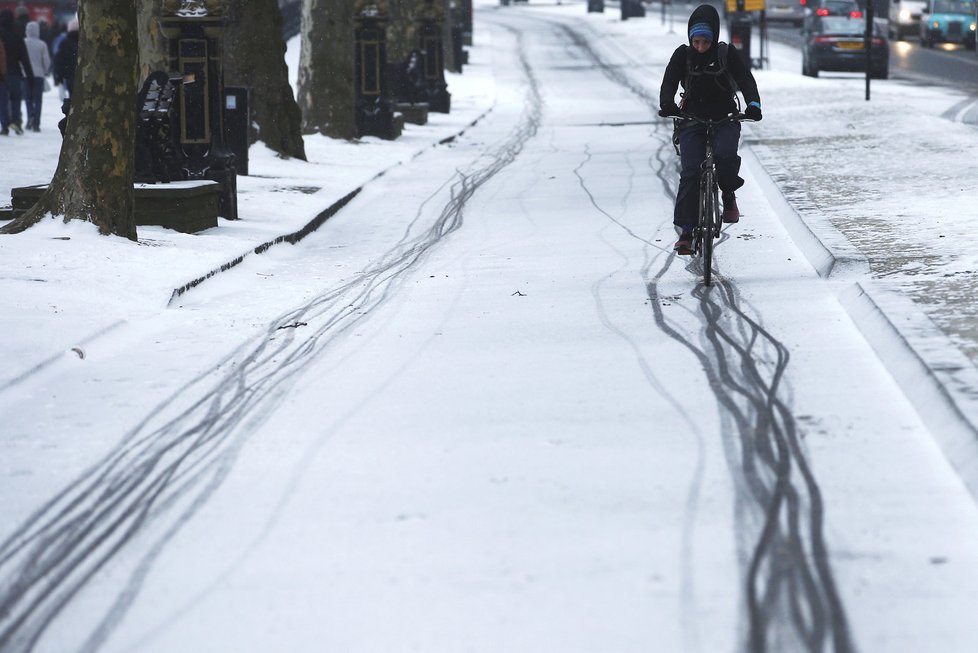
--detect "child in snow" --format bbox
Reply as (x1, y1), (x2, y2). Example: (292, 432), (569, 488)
(658, 3), (762, 255)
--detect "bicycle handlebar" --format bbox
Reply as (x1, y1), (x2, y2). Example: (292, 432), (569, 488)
(661, 112), (755, 125)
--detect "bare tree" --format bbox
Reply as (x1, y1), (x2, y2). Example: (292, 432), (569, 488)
(298, 0), (356, 138)
(2, 0), (138, 239)
(224, 0), (306, 160)
(137, 0), (168, 82)
(442, 0), (460, 73)
(387, 0), (421, 64)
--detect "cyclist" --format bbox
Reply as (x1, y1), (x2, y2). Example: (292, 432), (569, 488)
(658, 4), (762, 255)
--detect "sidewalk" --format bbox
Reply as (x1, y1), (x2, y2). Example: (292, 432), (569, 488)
(3, 6), (978, 502)
(0, 34), (497, 389)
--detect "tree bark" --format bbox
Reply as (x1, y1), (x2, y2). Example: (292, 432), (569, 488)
(2, 0), (138, 240)
(298, 0), (356, 138)
(224, 0), (306, 160)
(442, 0), (460, 73)
(387, 0), (421, 63)
(137, 0), (168, 83)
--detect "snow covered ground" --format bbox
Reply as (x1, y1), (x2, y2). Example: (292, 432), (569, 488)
(2, 1), (978, 651)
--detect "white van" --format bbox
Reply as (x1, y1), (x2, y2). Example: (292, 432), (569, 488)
(889, 0), (928, 39)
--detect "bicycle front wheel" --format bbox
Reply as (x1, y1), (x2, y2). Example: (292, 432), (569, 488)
(700, 169), (716, 286)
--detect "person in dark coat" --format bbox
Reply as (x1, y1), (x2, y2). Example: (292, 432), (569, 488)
(14, 3), (29, 38)
(0, 8), (34, 135)
(658, 3), (762, 255)
(53, 17), (78, 97)
(0, 33), (6, 81)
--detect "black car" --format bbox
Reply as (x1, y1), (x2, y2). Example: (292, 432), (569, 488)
(802, 15), (889, 78)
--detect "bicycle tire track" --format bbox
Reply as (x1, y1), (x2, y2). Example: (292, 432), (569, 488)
(537, 12), (856, 653)
(0, 25), (543, 653)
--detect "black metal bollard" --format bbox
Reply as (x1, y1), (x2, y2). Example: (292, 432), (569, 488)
(419, 5), (451, 113)
(620, 0), (645, 20)
(158, 6), (238, 220)
(728, 11), (753, 69)
(354, 10), (400, 140)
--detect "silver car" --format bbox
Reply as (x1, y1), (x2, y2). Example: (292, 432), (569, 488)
(768, 0), (806, 25)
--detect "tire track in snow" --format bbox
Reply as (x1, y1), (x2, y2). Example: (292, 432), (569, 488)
(0, 27), (542, 653)
(573, 143), (709, 653)
(540, 13), (856, 653)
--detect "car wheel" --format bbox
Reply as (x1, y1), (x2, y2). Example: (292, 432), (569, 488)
(871, 66), (889, 79)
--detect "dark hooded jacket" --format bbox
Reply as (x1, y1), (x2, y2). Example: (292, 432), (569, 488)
(54, 28), (78, 91)
(659, 4), (759, 120)
(0, 9), (34, 80)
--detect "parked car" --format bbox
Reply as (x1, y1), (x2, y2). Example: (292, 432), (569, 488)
(802, 14), (890, 77)
(803, 0), (864, 31)
(919, 0), (977, 47)
(767, 0), (806, 25)
(889, 0), (928, 39)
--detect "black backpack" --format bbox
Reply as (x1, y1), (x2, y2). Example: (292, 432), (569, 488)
(683, 42), (739, 101)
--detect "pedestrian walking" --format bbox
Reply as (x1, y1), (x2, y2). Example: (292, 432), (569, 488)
(53, 17), (77, 98)
(23, 21), (50, 132)
(0, 9), (34, 136)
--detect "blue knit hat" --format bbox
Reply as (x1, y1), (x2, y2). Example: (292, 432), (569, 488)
(689, 22), (714, 41)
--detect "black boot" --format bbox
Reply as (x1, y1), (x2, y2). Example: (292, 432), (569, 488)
(722, 193), (740, 224)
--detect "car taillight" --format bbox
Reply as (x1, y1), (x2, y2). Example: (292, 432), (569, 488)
(871, 36), (885, 44)
(813, 35), (834, 43)
(850, 10), (863, 17)
(816, 7), (829, 15)
(799, 0), (807, 5)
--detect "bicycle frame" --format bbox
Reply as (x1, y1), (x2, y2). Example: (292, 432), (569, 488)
(668, 113), (750, 286)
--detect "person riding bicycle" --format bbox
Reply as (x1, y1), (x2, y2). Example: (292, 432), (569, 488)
(658, 4), (762, 255)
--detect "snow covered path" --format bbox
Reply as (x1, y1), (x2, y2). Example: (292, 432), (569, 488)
(3, 4), (978, 653)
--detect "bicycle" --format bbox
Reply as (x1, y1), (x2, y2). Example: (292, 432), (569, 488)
(664, 112), (752, 286)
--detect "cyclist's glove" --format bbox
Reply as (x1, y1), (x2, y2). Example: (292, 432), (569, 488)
(658, 103), (681, 118)
(745, 101), (762, 121)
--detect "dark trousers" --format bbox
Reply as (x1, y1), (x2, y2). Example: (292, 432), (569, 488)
(1, 74), (25, 128)
(0, 80), (9, 129)
(24, 77), (45, 128)
(674, 121), (743, 230)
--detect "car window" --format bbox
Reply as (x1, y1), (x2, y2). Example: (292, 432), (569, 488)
(819, 16), (864, 32)
(824, 0), (858, 12)
(932, 0), (975, 12)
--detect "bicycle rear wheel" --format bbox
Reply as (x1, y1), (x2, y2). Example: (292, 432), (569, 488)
(700, 169), (716, 286)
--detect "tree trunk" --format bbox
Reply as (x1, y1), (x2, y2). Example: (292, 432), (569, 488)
(137, 0), (168, 83)
(224, 0), (306, 160)
(2, 0), (138, 240)
(388, 0), (421, 63)
(442, 0), (460, 73)
(298, 0), (356, 138)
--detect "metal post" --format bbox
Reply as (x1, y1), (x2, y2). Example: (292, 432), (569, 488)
(865, 0), (874, 100)
(159, 1), (238, 220)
